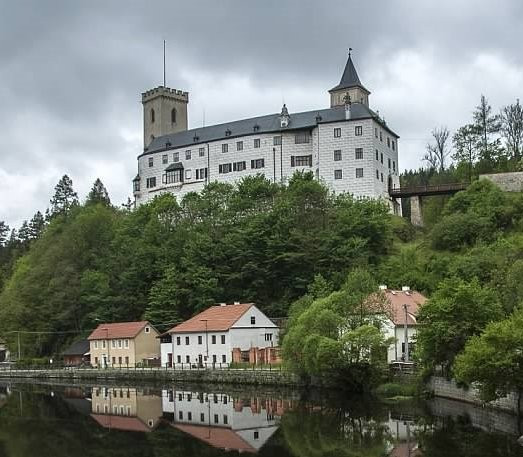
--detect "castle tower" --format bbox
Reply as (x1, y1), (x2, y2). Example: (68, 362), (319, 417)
(142, 86), (189, 148)
(329, 51), (370, 108)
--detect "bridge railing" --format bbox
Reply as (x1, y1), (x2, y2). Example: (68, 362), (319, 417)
(389, 182), (468, 197)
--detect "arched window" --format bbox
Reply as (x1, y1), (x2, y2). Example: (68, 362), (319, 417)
(151, 109), (155, 123)
(171, 108), (176, 124)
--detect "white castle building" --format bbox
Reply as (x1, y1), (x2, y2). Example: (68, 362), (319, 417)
(133, 52), (400, 211)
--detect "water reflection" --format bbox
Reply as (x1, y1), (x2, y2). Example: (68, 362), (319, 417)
(0, 381), (521, 457)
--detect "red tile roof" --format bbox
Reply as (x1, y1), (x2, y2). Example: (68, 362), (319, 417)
(168, 304), (253, 334)
(173, 424), (256, 453)
(384, 289), (427, 326)
(90, 414), (155, 432)
(88, 321), (154, 340)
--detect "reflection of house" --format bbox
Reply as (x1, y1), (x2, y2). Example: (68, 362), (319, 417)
(0, 384), (11, 409)
(88, 321), (160, 368)
(160, 303), (279, 367)
(162, 389), (287, 452)
(385, 414), (422, 457)
(0, 339), (10, 363)
(90, 387), (163, 432)
(62, 339), (90, 366)
(380, 287), (427, 363)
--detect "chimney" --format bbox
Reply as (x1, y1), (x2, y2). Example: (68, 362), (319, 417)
(233, 301), (240, 305)
(379, 285), (387, 291)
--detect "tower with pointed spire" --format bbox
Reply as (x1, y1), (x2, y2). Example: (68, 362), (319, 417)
(329, 50), (370, 108)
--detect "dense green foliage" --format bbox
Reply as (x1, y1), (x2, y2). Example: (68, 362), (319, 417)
(0, 172), (392, 356)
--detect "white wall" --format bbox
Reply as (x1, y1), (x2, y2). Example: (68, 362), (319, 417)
(383, 319), (418, 363)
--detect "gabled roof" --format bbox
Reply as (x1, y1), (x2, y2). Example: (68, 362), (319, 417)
(173, 424), (257, 453)
(62, 339), (90, 356)
(383, 289), (427, 326)
(168, 304), (253, 334)
(88, 321), (155, 340)
(329, 54), (369, 93)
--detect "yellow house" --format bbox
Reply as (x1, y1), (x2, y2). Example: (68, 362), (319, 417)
(88, 321), (160, 368)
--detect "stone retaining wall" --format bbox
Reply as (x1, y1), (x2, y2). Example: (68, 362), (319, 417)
(479, 172), (523, 192)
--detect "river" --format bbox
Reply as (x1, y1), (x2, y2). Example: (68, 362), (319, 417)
(0, 380), (522, 456)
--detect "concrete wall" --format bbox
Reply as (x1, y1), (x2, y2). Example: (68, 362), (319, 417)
(479, 172), (523, 192)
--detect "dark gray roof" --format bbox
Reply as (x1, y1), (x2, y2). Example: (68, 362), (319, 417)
(165, 162), (184, 171)
(142, 103), (397, 156)
(329, 54), (369, 93)
(62, 339), (89, 356)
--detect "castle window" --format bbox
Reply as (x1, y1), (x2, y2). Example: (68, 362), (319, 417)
(375, 127), (378, 138)
(356, 168), (364, 178)
(376, 169), (379, 180)
(173, 152), (179, 162)
(251, 158), (265, 169)
(148, 157), (154, 167)
(291, 155), (312, 167)
(380, 153), (383, 164)
(380, 131), (383, 142)
(185, 169), (192, 180)
(375, 150), (379, 161)
(334, 150), (342, 161)
(388, 158), (391, 169)
(185, 150), (191, 160)
(162, 154), (168, 164)
(163, 170), (183, 184)
(273, 136), (282, 146)
(387, 137), (391, 148)
(334, 169), (342, 180)
(295, 132), (310, 144)
(236, 141), (243, 151)
(393, 161), (396, 172)
(199, 147), (205, 157)
(381, 172), (384, 182)
(355, 126), (363, 136)
(392, 140), (396, 151)
(355, 148), (363, 160)
(233, 161), (246, 172)
(133, 179), (140, 192)
(171, 108), (176, 124)
(146, 177), (156, 188)
(334, 128), (341, 138)
(254, 139), (260, 148)
(222, 144), (229, 153)
(219, 163), (232, 174)
(151, 109), (155, 123)
(196, 168), (208, 180)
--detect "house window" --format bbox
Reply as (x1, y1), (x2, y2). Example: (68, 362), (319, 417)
(118, 339), (122, 348)
(188, 412), (192, 421)
(291, 155), (312, 167)
(355, 126), (363, 136)
(222, 354), (226, 363)
(163, 169), (183, 184)
(212, 335), (216, 344)
(177, 355), (181, 363)
(356, 168), (364, 178)
(176, 337), (181, 346)
(145, 326), (150, 333)
(388, 158), (391, 169)
(212, 354), (217, 363)
(221, 335), (225, 344)
(94, 341), (98, 349)
(118, 356), (122, 365)
(198, 335), (203, 344)
(223, 414), (228, 425)
(162, 154), (168, 164)
(265, 333), (273, 341)
(222, 144), (228, 153)
(112, 357), (116, 365)
(219, 163), (232, 174)
(233, 161), (246, 172)
(334, 169), (342, 180)
(95, 356), (98, 365)
(355, 148), (363, 160)
(295, 132), (311, 144)
(250, 316), (256, 325)
(185, 150), (191, 160)
(200, 413), (205, 422)
(186, 355), (190, 363)
(148, 157), (154, 167)
(251, 158), (265, 169)
(179, 411), (183, 420)
(273, 136), (282, 146)
(254, 431), (259, 440)
(236, 141), (243, 151)
(173, 152), (179, 162)
(334, 150), (342, 161)
(376, 169), (379, 180)
(254, 138), (260, 148)
(185, 169), (192, 180)
(102, 340), (106, 349)
(196, 168), (208, 180)
(334, 127), (341, 138)
(380, 153), (384, 164)
(185, 336), (190, 345)
(214, 414), (219, 424)
(125, 356), (129, 365)
(199, 147), (205, 157)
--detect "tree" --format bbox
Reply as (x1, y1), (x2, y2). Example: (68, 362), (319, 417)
(0, 221), (9, 247)
(500, 99), (523, 162)
(86, 178), (111, 206)
(416, 277), (504, 374)
(49, 175), (79, 217)
(424, 126), (451, 171)
(28, 211), (45, 240)
(455, 310), (523, 411)
(472, 95), (502, 163)
(452, 124), (480, 180)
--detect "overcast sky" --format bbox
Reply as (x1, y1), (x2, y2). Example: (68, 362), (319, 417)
(1, 0), (522, 228)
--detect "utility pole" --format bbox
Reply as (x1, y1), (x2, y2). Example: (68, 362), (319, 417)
(403, 304), (409, 362)
(17, 331), (21, 361)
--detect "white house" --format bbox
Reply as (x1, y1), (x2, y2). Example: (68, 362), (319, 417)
(162, 388), (282, 453)
(160, 303), (279, 368)
(380, 287), (427, 364)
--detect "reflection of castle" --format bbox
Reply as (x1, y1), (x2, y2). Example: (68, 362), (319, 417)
(162, 389), (293, 453)
(90, 387), (163, 432)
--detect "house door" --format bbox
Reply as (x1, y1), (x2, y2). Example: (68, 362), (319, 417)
(102, 355), (108, 368)
(168, 353), (173, 368)
(198, 354), (203, 367)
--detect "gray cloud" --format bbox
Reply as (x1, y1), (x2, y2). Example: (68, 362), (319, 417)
(1, 0), (522, 227)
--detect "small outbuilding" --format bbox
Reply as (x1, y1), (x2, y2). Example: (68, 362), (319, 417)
(62, 340), (90, 367)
